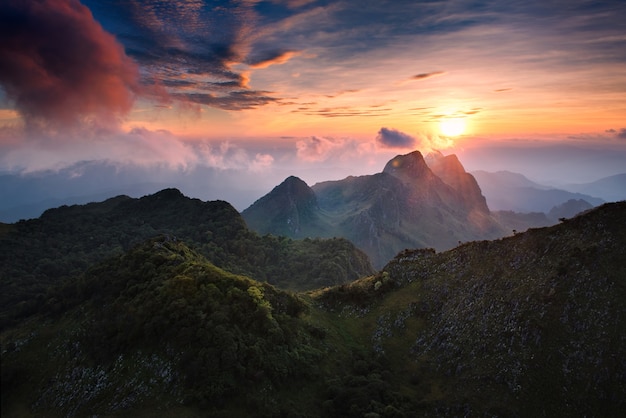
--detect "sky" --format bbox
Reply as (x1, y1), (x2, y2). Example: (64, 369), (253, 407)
(1, 0), (625, 212)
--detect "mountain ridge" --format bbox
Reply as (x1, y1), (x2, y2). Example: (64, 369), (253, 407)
(0, 188), (374, 329)
(244, 151), (506, 267)
(472, 170), (605, 212)
(2, 201), (624, 417)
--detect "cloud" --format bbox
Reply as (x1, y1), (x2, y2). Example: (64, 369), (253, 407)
(374, 128), (454, 153)
(0, 124), (277, 174)
(617, 128), (626, 140)
(0, 0), (143, 132)
(409, 71), (446, 81)
(247, 50), (301, 69)
(249, 153), (275, 172)
(296, 135), (367, 162)
(376, 127), (416, 148)
(271, 0), (317, 8)
(291, 103), (391, 118)
(414, 132), (455, 153)
(175, 91), (279, 111)
(98, 0), (284, 111)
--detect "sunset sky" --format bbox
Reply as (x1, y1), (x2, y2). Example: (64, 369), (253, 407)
(1, 0), (625, 211)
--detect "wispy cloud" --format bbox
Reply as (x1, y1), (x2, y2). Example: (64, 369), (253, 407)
(400, 71), (446, 85)
(295, 135), (372, 162)
(247, 50), (301, 69)
(0, 125), (278, 174)
(87, 0), (283, 111)
(175, 91), (279, 111)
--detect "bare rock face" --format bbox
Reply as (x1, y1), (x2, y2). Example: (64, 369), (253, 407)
(244, 151), (508, 268)
(426, 151), (490, 214)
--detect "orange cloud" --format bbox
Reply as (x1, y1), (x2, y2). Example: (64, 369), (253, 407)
(248, 50), (301, 69)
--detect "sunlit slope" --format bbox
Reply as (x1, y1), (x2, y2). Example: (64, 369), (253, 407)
(1, 237), (331, 417)
(0, 188), (373, 329)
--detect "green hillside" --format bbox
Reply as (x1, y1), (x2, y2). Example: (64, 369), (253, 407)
(0, 189), (373, 330)
(2, 201), (625, 417)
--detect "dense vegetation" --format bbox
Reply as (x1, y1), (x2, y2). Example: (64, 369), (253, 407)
(2, 237), (325, 415)
(0, 189), (373, 329)
(2, 200), (625, 417)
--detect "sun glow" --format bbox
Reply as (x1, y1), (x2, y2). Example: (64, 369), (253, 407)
(439, 118), (466, 137)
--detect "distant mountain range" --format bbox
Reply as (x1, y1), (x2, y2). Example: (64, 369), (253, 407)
(562, 173), (626, 202)
(471, 170), (618, 213)
(0, 161), (280, 223)
(244, 151), (507, 268)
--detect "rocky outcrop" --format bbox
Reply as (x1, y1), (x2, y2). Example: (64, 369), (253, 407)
(244, 151), (508, 268)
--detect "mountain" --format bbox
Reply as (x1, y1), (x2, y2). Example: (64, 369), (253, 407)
(241, 175), (330, 238)
(425, 151), (490, 214)
(0, 188), (373, 329)
(472, 170), (605, 213)
(3, 202), (624, 417)
(0, 160), (288, 223)
(0, 162), (170, 222)
(244, 151), (507, 268)
(1, 237), (330, 416)
(316, 201), (626, 416)
(562, 173), (626, 202)
(548, 198), (594, 221)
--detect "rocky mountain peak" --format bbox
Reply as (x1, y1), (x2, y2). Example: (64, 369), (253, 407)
(382, 150), (434, 184)
(426, 152), (490, 214)
(242, 176), (321, 237)
(280, 176), (316, 200)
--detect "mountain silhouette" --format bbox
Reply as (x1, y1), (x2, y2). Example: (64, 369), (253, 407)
(472, 170), (604, 212)
(244, 150), (506, 267)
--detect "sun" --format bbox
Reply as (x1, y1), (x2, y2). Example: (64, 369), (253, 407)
(439, 118), (466, 137)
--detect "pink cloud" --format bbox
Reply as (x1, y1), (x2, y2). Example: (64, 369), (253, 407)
(0, 0), (142, 132)
(295, 135), (373, 162)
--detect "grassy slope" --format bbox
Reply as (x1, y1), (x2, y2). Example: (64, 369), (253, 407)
(313, 201), (626, 416)
(2, 202), (625, 417)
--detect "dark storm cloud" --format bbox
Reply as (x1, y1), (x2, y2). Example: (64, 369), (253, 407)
(376, 127), (416, 148)
(0, 0), (142, 131)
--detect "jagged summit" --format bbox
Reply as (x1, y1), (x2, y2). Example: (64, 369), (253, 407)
(242, 175), (324, 237)
(426, 152), (490, 213)
(253, 175), (317, 207)
(244, 150), (508, 267)
(382, 150), (435, 184)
